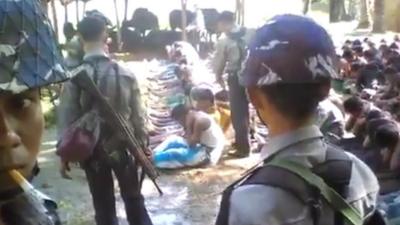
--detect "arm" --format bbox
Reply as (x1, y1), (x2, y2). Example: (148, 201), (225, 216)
(213, 40), (227, 85)
(57, 82), (82, 137)
(345, 116), (357, 132)
(129, 77), (148, 148)
(228, 185), (310, 225)
(186, 117), (209, 147)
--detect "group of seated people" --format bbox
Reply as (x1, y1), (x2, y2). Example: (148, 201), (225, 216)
(151, 41), (232, 169)
(318, 37), (400, 193)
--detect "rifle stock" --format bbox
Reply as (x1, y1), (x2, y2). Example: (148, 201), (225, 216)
(72, 66), (162, 195)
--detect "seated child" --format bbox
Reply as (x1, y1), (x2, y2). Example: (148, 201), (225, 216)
(190, 87), (231, 133)
(153, 104), (226, 169)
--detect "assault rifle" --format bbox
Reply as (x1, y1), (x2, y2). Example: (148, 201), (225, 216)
(71, 65), (163, 195)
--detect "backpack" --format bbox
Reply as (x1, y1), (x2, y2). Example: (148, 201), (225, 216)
(215, 145), (387, 225)
(57, 56), (121, 163)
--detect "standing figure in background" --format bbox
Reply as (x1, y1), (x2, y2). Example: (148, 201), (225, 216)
(213, 11), (250, 158)
(58, 16), (152, 225)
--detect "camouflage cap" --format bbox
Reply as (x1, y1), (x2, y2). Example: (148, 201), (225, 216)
(0, 0), (68, 93)
(241, 14), (339, 87)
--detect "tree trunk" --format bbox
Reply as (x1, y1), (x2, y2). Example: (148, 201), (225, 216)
(124, 0), (129, 21)
(358, 0), (371, 28)
(329, 0), (347, 22)
(64, 3), (68, 22)
(83, 1), (87, 14)
(372, 0), (385, 33)
(75, 0), (80, 23)
(113, 0), (122, 51)
(50, 0), (59, 42)
(347, 0), (357, 20)
(303, 0), (312, 15)
(241, 0), (245, 26)
(181, 0), (188, 42)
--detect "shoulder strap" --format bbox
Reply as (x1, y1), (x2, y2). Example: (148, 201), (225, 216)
(265, 158), (362, 225)
(243, 146), (359, 225)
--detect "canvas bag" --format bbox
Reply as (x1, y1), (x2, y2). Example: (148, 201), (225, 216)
(56, 57), (111, 162)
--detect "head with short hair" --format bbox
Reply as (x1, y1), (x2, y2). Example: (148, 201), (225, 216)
(366, 110), (386, 121)
(368, 120), (399, 150)
(241, 15), (336, 132)
(363, 50), (375, 62)
(171, 104), (190, 126)
(343, 49), (354, 61)
(217, 11), (235, 33)
(78, 16), (107, 43)
(343, 96), (364, 117)
(190, 87), (215, 112)
(353, 46), (364, 57)
(63, 22), (76, 41)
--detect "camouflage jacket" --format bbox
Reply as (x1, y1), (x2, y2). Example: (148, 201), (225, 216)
(0, 190), (59, 225)
(58, 49), (147, 162)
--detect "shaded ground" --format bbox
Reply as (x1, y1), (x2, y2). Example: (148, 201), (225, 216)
(33, 129), (259, 225)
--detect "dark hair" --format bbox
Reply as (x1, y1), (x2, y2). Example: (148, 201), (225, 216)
(344, 39), (352, 45)
(343, 96), (364, 114)
(77, 16), (106, 42)
(384, 66), (398, 75)
(171, 104), (190, 120)
(364, 63), (379, 71)
(352, 39), (362, 46)
(350, 62), (363, 72)
(218, 11), (235, 23)
(215, 90), (229, 102)
(63, 22), (76, 40)
(342, 50), (354, 60)
(353, 46), (364, 54)
(366, 110), (385, 121)
(390, 42), (399, 50)
(191, 87), (215, 104)
(374, 124), (399, 149)
(259, 79), (330, 121)
(363, 50), (375, 60)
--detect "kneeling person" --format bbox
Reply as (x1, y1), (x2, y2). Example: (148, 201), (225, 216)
(153, 105), (225, 169)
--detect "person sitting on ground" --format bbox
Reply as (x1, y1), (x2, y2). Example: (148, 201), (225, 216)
(153, 104), (226, 169)
(190, 87), (231, 133)
(375, 66), (399, 99)
(343, 96), (382, 138)
(356, 63), (380, 91)
(365, 119), (400, 172)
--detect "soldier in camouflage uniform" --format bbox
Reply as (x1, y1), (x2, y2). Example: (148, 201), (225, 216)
(0, 0), (68, 224)
(58, 16), (153, 225)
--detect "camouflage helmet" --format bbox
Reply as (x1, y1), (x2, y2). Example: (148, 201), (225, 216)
(0, 0), (68, 93)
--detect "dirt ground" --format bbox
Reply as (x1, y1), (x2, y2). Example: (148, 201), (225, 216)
(33, 128), (259, 225)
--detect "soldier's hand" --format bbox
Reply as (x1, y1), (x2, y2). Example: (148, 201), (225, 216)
(60, 160), (72, 180)
(144, 147), (153, 161)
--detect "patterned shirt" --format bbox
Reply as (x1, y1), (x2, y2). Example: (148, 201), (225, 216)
(58, 49), (147, 152)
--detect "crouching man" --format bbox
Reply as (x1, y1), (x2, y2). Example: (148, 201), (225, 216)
(153, 104), (225, 169)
